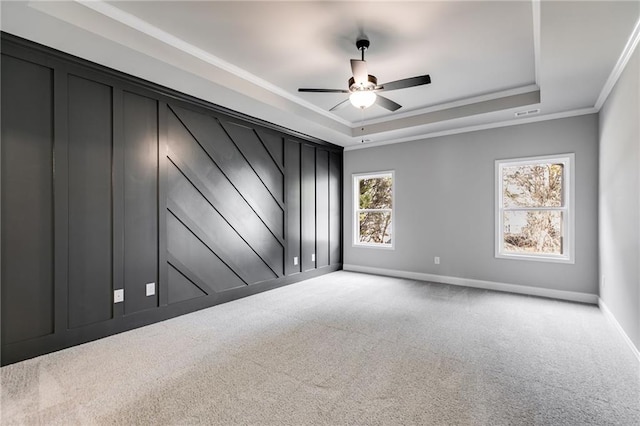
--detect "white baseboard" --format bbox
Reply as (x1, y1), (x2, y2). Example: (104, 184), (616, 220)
(342, 264), (599, 304)
(599, 299), (640, 363)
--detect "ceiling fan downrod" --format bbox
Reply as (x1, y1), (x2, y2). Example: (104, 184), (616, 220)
(356, 39), (369, 61)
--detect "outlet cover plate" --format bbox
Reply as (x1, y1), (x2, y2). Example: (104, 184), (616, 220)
(146, 282), (155, 296)
(293, 256), (299, 266)
(114, 289), (124, 303)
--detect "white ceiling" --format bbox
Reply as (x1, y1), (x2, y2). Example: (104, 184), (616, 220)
(2, 1), (639, 149)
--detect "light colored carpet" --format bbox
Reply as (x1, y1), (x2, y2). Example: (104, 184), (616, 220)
(1, 271), (639, 425)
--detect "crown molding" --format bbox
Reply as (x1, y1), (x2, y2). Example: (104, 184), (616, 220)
(344, 107), (597, 151)
(595, 14), (640, 110)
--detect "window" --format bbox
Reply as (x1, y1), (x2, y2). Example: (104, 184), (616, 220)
(496, 154), (574, 263)
(353, 171), (394, 248)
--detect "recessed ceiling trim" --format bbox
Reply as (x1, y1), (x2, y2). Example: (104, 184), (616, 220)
(359, 84), (540, 127)
(345, 107), (597, 152)
(358, 90), (541, 137)
(594, 14), (640, 110)
(74, 0), (352, 127)
(8, 0), (628, 150)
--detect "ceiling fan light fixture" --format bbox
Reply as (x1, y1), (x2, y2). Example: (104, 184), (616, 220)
(349, 90), (377, 109)
(298, 39), (431, 112)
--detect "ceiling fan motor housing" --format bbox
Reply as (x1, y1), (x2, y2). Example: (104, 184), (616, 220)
(349, 75), (377, 92)
(356, 39), (370, 52)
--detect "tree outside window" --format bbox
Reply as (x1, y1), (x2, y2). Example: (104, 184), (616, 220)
(496, 154), (574, 263)
(353, 171), (394, 248)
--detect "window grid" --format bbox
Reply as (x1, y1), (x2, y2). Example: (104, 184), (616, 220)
(353, 171), (394, 249)
(495, 154), (574, 263)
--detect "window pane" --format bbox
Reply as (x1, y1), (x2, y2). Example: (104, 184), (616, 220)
(359, 212), (392, 244)
(502, 163), (563, 208)
(503, 210), (563, 255)
(359, 176), (392, 209)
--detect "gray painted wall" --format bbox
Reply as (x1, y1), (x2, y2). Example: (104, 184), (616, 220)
(344, 114), (599, 295)
(599, 46), (639, 350)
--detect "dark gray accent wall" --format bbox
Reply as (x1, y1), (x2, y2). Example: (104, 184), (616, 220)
(599, 45), (639, 352)
(344, 115), (599, 296)
(1, 54), (54, 345)
(0, 33), (343, 366)
(67, 75), (113, 329)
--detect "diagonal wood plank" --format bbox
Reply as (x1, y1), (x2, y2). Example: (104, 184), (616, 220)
(169, 105), (284, 238)
(167, 263), (207, 304)
(167, 153), (283, 275)
(167, 254), (214, 295)
(167, 169), (278, 284)
(166, 112), (283, 274)
(256, 129), (284, 171)
(221, 121), (284, 203)
(167, 212), (247, 292)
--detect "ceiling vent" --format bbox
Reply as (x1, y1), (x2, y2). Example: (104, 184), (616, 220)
(515, 108), (540, 117)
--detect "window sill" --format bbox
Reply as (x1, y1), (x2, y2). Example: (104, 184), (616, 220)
(353, 243), (395, 250)
(495, 252), (574, 264)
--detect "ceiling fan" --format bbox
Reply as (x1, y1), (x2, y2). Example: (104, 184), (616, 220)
(298, 39), (431, 112)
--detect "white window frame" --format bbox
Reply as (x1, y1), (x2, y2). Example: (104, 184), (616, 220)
(353, 171), (395, 249)
(495, 154), (575, 263)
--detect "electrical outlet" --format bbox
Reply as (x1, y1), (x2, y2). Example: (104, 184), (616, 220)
(293, 256), (299, 266)
(311, 253), (316, 262)
(146, 282), (156, 296)
(434, 257), (440, 265)
(114, 289), (124, 303)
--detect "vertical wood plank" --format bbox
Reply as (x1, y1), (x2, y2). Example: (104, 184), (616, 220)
(67, 74), (113, 328)
(1, 55), (55, 343)
(284, 140), (301, 275)
(158, 102), (169, 307)
(112, 87), (125, 320)
(123, 91), (159, 314)
(53, 66), (70, 334)
(316, 150), (330, 268)
(329, 151), (342, 265)
(302, 144), (316, 272)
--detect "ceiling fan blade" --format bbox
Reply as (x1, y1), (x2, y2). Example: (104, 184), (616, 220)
(298, 88), (349, 93)
(377, 75), (431, 92)
(329, 98), (351, 111)
(350, 59), (368, 85)
(376, 95), (402, 111)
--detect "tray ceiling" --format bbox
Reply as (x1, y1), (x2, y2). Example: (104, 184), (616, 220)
(2, 1), (639, 148)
